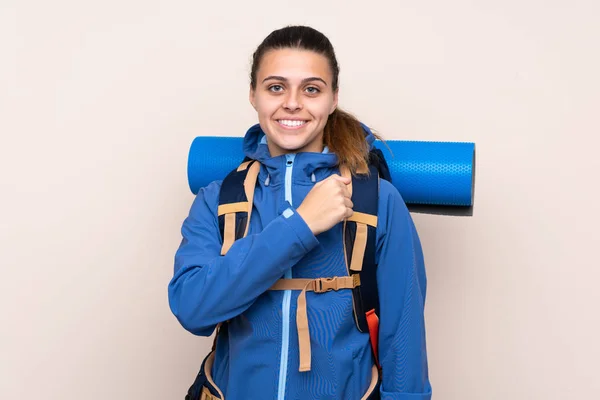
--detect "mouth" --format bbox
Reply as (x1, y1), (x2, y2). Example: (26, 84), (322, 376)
(276, 119), (309, 130)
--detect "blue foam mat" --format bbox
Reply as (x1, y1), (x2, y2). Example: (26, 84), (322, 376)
(188, 137), (475, 207)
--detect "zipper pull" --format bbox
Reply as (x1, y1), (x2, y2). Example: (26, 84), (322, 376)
(286, 154), (294, 166)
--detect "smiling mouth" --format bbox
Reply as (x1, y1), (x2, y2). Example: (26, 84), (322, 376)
(277, 119), (308, 129)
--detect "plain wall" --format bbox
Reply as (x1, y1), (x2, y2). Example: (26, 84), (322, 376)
(1, 1), (599, 399)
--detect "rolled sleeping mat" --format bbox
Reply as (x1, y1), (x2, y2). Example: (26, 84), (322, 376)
(188, 137), (476, 216)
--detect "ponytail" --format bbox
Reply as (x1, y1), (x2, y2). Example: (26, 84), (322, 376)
(323, 108), (383, 175)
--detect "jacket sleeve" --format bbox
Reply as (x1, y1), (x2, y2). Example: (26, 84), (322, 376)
(376, 181), (432, 399)
(168, 181), (319, 336)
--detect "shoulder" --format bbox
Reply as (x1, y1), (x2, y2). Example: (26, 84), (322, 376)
(188, 180), (224, 220)
(378, 178), (409, 219)
(376, 178), (412, 238)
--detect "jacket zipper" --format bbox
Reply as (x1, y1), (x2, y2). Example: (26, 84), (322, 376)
(277, 153), (295, 400)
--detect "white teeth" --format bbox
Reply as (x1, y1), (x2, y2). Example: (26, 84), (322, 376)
(279, 120), (306, 127)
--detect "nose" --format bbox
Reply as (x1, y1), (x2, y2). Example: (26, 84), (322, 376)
(283, 90), (302, 111)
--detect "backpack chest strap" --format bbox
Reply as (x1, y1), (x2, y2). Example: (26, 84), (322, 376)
(269, 275), (361, 372)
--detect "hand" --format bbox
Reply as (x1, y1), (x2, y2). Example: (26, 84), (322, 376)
(297, 174), (353, 235)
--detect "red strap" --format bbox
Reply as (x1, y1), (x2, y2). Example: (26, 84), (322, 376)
(366, 309), (380, 369)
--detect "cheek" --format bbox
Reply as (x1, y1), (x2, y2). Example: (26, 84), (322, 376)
(255, 95), (281, 116)
(310, 98), (335, 118)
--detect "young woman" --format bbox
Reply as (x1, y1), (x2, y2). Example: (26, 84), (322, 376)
(169, 26), (432, 400)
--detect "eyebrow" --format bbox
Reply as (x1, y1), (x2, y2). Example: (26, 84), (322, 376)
(262, 76), (328, 86)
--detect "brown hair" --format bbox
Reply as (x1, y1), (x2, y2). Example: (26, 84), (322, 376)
(250, 25), (383, 174)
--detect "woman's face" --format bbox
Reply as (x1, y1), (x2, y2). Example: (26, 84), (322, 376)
(250, 48), (338, 157)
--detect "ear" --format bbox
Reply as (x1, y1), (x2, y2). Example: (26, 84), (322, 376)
(249, 86), (257, 110)
(330, 89), (339, 114)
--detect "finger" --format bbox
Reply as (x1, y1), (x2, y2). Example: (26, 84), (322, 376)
(345, 208), (354, 219)
(331, 174), (351, 185)
(344, 198), (354, 209)
(341, 184), (352, 199)
(329, 178), (349, 196)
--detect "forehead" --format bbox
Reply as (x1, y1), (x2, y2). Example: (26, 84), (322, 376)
(257, 48), (332, 83)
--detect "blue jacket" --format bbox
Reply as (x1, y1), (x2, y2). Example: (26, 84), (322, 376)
(169, 124), (432, 400)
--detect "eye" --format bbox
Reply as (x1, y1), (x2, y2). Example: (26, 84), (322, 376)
(305, 86), (320, 94)
(268, 84), (284, 93)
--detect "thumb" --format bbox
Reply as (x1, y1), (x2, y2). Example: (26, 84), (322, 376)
(332, 174), (351, 185)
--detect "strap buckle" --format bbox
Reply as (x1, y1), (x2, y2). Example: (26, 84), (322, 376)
(314, 277), (338, 293)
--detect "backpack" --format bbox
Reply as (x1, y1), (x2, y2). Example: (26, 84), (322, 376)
(186, 149), (391, 399)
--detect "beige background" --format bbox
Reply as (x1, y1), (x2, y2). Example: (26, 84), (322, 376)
(1, 0), (599, 399)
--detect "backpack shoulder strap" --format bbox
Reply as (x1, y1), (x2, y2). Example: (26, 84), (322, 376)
(210, 159), (260, 363)
(343, 148), (392, 369)
(217, 159), (260, 255)
(343, 164), (380, 332)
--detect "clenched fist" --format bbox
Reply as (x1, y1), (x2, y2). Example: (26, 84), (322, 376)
(297, 175), (353, 235)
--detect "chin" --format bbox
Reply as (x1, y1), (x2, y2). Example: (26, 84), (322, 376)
(277, 139), (309, 152)
(270, 129), (308, 146)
